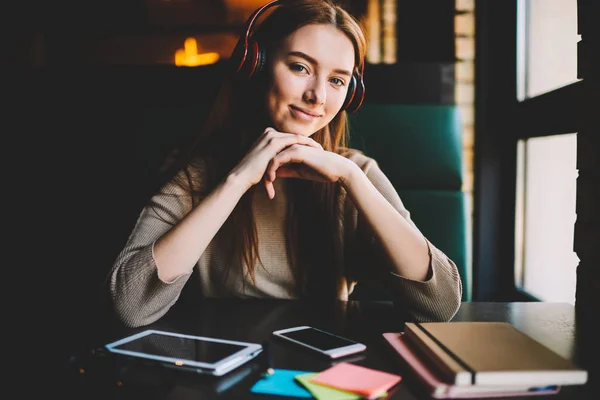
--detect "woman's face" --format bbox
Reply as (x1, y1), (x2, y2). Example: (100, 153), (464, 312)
(265, 23), (356, 137)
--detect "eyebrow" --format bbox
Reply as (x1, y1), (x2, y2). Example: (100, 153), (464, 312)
(287, 51), (353, 77)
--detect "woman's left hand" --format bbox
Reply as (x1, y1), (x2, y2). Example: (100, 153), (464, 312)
(263, 144), (356, 198)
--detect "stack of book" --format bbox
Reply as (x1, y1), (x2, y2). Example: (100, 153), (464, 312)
(382, 322), (588, 398)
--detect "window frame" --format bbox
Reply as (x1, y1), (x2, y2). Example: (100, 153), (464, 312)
(473, 0), (580, 301)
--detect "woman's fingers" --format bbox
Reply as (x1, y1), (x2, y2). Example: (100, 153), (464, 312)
(262, 145), (333, 195)
(264, 177), (275, 199)
(255, 128), (325, 197)
(267, 145), (298, 181)
(261, 128), (322, 153)
(233, 128), (323, 192)
(266, 144), (311, 181)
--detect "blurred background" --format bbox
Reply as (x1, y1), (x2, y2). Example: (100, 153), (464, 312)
(4, 0), (598, 387)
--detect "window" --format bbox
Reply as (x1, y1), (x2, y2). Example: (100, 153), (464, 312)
(515, 134), (578, 304)
(514, 0), (581, 303)
(517, 0), (580, 100)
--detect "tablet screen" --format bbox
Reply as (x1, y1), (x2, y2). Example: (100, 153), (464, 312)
(111, 332), (249, 364)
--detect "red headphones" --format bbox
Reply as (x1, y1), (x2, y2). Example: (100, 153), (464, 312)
(229, 0), (365, 113)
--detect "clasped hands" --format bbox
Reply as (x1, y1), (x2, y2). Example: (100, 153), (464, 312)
(231, 127), (356, 199)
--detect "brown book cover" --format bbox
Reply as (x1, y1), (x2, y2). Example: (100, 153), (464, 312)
(403, 322), (587, 387)
(383, 332), (561, 398)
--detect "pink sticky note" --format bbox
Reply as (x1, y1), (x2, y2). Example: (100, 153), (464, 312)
(310, 362), (402, 399)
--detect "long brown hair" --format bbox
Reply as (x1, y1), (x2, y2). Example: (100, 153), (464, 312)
(170, 0), (367, 298)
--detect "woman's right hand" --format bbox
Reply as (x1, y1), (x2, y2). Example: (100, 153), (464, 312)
(228, 127), (323, 198)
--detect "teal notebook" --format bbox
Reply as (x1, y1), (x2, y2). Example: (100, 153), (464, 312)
(250, 369), (313, 398)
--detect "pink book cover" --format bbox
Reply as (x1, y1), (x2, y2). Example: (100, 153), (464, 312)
(310, 362), (402, 399)
(382, 332), (561, 399)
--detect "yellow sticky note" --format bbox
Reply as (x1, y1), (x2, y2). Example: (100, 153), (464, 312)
(296, 373), (387, 400)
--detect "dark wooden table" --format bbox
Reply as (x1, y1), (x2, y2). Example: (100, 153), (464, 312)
(65, 300), (596, 399)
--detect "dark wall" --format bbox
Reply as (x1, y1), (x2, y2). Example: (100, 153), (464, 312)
(9, 62), (455, 363)
(6, 1), (458, 389)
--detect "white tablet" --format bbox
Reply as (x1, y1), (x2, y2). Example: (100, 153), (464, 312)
(105, 329), (263, 376)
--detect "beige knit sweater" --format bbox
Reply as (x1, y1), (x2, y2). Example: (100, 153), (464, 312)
(108, 150), (462, 327)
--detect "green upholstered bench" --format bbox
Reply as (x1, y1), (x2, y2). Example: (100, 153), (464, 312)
(348, 104), (470, 301)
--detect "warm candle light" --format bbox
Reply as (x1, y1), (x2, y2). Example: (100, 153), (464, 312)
(184, 37), (198, 55)
(174, 37), (220, 67)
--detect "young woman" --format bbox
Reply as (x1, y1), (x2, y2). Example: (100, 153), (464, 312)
(108, 0), (462, 328)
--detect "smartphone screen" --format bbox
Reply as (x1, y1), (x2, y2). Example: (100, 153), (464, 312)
(278, 327), (358, 351)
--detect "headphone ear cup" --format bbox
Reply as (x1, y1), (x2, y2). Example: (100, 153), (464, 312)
(237, 40), (267, 80)
(341, 74), (357, 112)
(345, 72), (365, 114)
(232, 0), (281, 79)
(230, 39), (248, 74)
(256, 45), (267, 74)
(235, 39), (259, 79)
(247, 40), (261, 79)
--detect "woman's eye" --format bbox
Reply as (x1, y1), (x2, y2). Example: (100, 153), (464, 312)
(290, 64), (307, 73)
(330, 78), (345, 87)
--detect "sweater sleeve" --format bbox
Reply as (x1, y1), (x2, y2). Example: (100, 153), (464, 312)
(107, 171), (195, 328)
(345, 151), (462, 322)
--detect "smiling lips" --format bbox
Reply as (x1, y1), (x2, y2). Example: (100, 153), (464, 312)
(289, 105), (322, 122)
